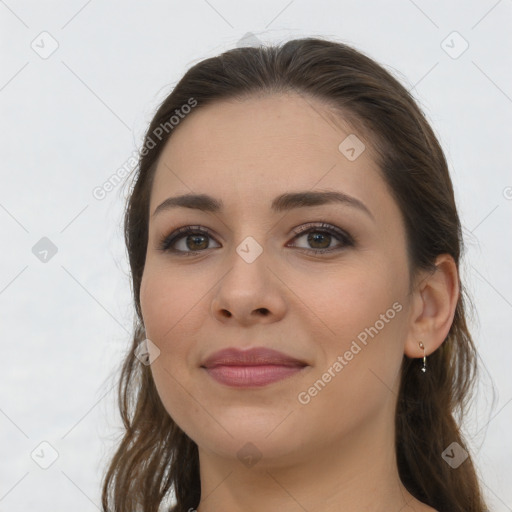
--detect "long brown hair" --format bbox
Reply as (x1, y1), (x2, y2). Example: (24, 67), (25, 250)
(101, 37), (490, 512)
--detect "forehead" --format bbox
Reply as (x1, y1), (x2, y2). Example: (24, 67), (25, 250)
(149, 93), (393, 221)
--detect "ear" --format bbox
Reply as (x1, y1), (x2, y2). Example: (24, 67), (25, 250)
(404, 254), (460, 359)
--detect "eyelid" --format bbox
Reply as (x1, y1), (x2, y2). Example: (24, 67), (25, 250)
(290, 222), (351, 238)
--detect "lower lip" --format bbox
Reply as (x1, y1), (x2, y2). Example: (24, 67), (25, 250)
(203, 364), (305, 387)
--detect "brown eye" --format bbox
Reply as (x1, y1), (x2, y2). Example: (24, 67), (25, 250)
(183, 233), (209, 251)
(306, 231), (333, 249)
(289, 223), (354, 254)
(158, 226), (220, 255)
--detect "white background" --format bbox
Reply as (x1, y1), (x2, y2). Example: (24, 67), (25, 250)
(1, 1), (511, 510)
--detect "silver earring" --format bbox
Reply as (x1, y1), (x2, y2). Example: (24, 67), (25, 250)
(418, 341), (427, 373)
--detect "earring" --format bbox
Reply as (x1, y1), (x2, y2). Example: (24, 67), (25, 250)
(418, 341), (427, 373)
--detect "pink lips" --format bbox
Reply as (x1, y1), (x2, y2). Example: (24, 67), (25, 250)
(201, 347), (308, 387)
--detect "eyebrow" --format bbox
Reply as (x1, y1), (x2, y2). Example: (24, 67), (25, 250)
(152, 190), (374, 221)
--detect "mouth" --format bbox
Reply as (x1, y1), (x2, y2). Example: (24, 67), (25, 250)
(200, 347), (308, 388)
(202, 363), (307, 387)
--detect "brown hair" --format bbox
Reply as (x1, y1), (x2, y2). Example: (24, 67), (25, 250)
(101, 37), (489, 512)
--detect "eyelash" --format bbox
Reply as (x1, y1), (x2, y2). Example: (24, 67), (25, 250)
(157, 222), (356, 257)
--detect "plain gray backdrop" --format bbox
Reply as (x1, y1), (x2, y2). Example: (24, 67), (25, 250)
(1, 0), (511, 510)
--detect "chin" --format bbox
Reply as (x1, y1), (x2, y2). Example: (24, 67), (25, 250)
(188, 414), (311, 469)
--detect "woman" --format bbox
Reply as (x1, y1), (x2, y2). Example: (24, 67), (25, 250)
(101, 37), (489, 512)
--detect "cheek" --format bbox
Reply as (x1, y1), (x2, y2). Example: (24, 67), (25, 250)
(139, 267), (197, 392)
(296, 266), (406, 392)
(140, 268), (177, 341)
(296, 264), (403, 339)
(294, 288), (405, 439)
(139, 264), (204, 345)
(139, 267), (206, 435)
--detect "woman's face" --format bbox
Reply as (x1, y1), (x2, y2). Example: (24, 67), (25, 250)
(140, 93), (414, 466)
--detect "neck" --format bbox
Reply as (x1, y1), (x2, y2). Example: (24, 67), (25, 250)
(195, 407), (429, 512)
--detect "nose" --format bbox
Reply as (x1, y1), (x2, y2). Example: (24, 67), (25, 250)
(210, 249), (287, 326)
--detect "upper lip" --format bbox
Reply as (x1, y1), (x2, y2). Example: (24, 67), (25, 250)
(201, 347), (307, 368)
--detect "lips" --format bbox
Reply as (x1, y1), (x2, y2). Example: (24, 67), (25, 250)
(200, 347), (308, 387)
(200, 347), (307, 368)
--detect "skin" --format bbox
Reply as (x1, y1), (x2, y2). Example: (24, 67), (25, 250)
(139, 93), (459, 512)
